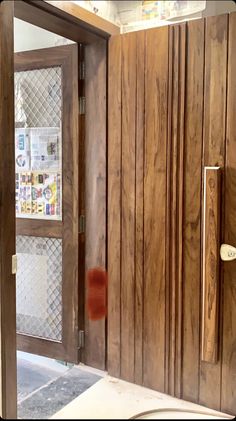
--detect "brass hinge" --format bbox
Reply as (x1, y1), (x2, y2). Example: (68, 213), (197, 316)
(79, 61), (85, 80)
(79, 97), (86, 115)
(79, 214), (86, 234)
(78, 330), (85, 349)
(12, 255), (17, 275)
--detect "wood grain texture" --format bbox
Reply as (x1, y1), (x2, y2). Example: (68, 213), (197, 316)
(14, 0), (100, 45)
(143, 26), (168, 392)
(0, 2), (17, 418)
(16, 219), (62, 238)
(182, 18), (204, 403)
(108, 35), (122, 378)
(175, 22), (186, 399)
(15, 46), (79, 364)
(17, 334), (64, 361)
(84, 39), (107, 370)
(167, 23), (186, 398)
(165, 23), (173, 396)
(61, 44), (79, 363)
(200, 14), (228, 411)
(44, 0), (120, 36)
(78, 44), (86, 364)
(120, 32), (136, 382)
(222, 11), (236, 415)
(169, 24), (179, 396)
(135, 30), (145, 386)
(202, 167), (221, 364)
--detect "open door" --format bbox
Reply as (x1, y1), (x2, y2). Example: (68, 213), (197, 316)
(14, 44), (80, 364)
(0, 1), (17, 419)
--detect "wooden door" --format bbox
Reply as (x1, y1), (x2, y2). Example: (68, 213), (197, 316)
(221, 12), (236, 415)
(0, 1), (17, 418)
(14, 45), (80, 363)
(108, 11), (236, 417)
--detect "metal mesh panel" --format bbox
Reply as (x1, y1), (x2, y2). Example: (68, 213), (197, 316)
(16, 235), (62, 341)
(15, 67), (62, 128)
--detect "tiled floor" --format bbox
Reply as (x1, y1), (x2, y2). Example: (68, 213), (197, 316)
(17, 352), (102, 419)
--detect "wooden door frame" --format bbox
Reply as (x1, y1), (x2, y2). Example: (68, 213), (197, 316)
(0, 0), (107, 417)
(13, 0), (107, 370)
(15, 44), (79, 363)
(0, 1), (17, 419)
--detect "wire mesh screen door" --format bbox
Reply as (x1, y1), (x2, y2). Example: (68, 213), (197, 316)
(15, 45), (80, 363)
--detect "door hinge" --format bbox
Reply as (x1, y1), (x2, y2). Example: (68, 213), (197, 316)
(12, 255), (17, 275)
(78, 330), (85, 349)
(79, 97), (86, 115)
(79, 61), (85, 80)
(79, 214), (86, 234)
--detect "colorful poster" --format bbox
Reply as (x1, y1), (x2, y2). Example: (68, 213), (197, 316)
(15, 127), (62, 220)
(15, 129), (31, 171)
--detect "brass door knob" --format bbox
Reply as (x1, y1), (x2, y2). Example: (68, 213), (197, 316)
(220, 244), (236, 261)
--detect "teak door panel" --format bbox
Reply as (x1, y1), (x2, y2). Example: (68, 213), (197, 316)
(222, 11), (236, 415)
(15, 45), (79, 363)
(108, 11), (236, 416)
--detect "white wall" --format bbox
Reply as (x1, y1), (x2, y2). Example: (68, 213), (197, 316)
(14, 18), (75, 53)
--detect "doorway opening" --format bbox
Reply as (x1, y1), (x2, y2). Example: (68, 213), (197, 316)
(14, 17), (98, 419)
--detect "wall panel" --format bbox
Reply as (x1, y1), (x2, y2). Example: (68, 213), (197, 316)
(199, 14), (228, 411)
(182, 18), (205, 403)
(222, 11), (236, 415)
(108, 35), (122, 378)
(108, 11), (235, 416)
(120, 32), (136, 382)
(143, 26), (169, 392)
(84, 38), (107, 370)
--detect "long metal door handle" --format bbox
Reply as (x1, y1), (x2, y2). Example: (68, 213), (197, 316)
(220, 244), (236, 261)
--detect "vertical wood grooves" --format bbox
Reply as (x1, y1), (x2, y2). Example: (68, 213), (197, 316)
(175, 22), (186, 399)
(120, 33), (136, 382)
(108, 35), (121, 377)
(143, 26), (168, 392)
(182, 18), (204, 404)
(108, 13), (235, 415)
(167, 23), (186, 398)
(198, 16), (206, 405)
(135, 30), (145, 386)
(165, 24), (173, 395)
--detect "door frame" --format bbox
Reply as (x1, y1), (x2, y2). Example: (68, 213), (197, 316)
(15, 44), (80, 363)
(0, 0), (108, 418)
(0, 1), (17, 418)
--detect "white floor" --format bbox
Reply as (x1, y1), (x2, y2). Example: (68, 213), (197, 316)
(51, 375), (234, 419)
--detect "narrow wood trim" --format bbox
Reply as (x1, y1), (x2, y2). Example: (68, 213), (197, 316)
(43, 1), (120, 37)
(17, 333), (65, 361)
(15, 45), (79, 364)
(14, 0), (100, 45)
(107, 34), (122, 378)
(0, 1), (17, 418)
(61, 44), (79, 363)
(201, 167), (221, 363)
(16, 219), (63, 238)
(14, 44), (77, 71)
(84, 38), (107, 370)
(14, 0), (119, 45)
(134, 30), (145, 386)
